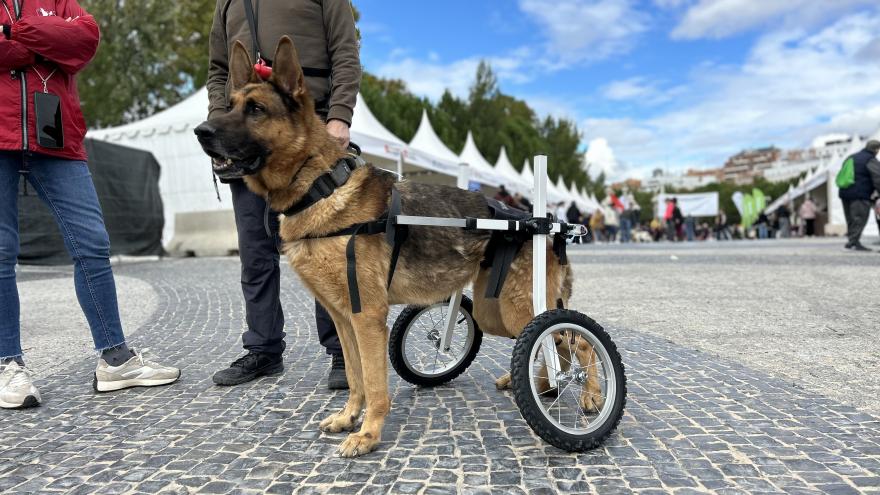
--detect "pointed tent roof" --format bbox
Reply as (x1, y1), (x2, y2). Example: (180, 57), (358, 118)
(521, 159), (534, 188)
(351, 94), (405, 146)
(459, 131), (504, 186)
(409, 110), (460, 163)
(495, 147), (530, 193)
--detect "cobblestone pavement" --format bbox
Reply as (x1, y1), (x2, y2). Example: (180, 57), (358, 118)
(2, 251), (880, 494)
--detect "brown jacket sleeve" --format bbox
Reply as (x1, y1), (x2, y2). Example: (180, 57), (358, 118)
(322, 0), (361, 126)
(867, 157), (880, 196)
(206, 0), (229, 120)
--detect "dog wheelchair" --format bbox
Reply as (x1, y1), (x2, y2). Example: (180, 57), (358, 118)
(386, 156), (627, 452)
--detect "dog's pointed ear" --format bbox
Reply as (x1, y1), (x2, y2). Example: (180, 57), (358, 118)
(270, 36), (307, 100)
(230, 40), (258, 90)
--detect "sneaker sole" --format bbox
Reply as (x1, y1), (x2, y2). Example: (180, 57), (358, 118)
(212, 363), (284, 386)
(0, 395), (40, 409)
(93, 371), (181, 393)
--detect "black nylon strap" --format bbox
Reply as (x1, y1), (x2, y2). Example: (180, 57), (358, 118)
(242, 0), (260, 59)
(553, 233), (568, 266)
(281, 158), (354, 217)
(385, 188), (408, 289)
(303, 67), (332, 78)
(484, 235), (522, 299)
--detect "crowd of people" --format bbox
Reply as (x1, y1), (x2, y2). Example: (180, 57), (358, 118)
(493, 184), (858, 245)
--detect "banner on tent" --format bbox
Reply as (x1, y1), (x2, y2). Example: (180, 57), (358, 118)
(656, 192), (719, 217)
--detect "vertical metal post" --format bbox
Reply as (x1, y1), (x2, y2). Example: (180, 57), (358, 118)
(439, 162), (471, 352)
(397, 150), (404, 179)
(457, 162), (470, 190)
(533, 155), (560, 388)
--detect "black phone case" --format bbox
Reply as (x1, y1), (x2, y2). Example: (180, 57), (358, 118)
(34, 92), (64, 149)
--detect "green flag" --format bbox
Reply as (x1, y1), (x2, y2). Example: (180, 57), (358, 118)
(742, 193), (755, 228)
(752, 189), (766, 214)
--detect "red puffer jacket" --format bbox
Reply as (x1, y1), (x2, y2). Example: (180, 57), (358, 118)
(0, 0), (99, 161)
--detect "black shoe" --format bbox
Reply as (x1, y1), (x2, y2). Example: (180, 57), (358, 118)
(845, 242), (853, 249)
(212, 352), (284, 386)
(852, 243), (871, 252)
(327, 354), (349, 390)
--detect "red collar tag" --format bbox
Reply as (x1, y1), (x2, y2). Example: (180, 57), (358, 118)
(254, 59), (272, 80)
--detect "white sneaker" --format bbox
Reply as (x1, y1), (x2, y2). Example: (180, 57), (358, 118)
(0, 361), (41, 409)
(94, 349), (180, 392)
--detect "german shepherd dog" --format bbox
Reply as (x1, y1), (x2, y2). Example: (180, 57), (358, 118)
(196, 37), (602, 457)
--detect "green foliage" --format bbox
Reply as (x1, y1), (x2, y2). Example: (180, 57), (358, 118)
(79, 0), (215, 128)
(362, 62), (595, 189)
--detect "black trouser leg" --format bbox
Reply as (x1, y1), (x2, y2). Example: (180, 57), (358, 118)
(846, 199), (871, 247)
(231, 180), (286, 355)
(315, 300), (342, 356)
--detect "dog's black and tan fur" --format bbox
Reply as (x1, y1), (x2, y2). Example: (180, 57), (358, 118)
(197, 37), (603, 457)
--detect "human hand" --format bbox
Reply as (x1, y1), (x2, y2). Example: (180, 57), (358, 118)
(326, 119), (350, 150)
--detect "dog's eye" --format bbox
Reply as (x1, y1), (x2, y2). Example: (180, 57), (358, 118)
(246, 101), (266, 115)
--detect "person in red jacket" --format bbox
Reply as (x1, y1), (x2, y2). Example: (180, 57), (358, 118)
(0, 0), (179, 409)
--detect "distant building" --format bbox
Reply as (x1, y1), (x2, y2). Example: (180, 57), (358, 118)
(721, 147), (781, 184)
(642, 168), (720, 191)
(611, 178), (642, 191)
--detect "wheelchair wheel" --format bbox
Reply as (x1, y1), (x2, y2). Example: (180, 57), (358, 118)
(389, 296), (482, 387)
(510, 309), (626, 452)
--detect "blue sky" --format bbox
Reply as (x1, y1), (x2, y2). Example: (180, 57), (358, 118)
(354, 0), (880, 181)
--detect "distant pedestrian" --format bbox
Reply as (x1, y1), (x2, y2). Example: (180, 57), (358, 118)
(664, 198), (675, 241)
(715, 210), (730, 240)
(672, 198), (684, 241)
(590, 209), (605, 243)
(838, 140), (880, 251)
(685, 215), (696, 242)
(799, 197), (817, 237)
(776, 203), (792, 238)
(754, 212), (770, 239)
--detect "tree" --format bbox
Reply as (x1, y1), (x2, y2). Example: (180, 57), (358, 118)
(79, 0), (216, 128)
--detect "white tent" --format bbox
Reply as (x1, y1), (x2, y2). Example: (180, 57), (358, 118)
(549, 176), (571, 205)
(406, 110), (463, 179)
(494, 147), (531, 195)
(459, 131), (505, 187)
(520, 159), (535, 194)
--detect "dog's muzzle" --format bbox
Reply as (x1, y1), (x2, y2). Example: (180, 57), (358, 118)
(194, 122), (268, 180)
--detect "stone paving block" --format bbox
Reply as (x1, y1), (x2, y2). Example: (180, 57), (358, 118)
(2, 258), (879, 494)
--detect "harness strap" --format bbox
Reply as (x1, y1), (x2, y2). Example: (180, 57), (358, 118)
(482, 232), (525, 299)
(306, 218), (387, 314)
(282, 157), (355, 217)
(385, 188), (408, 289)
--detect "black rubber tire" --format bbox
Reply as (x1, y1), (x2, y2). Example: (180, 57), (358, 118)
(510, 309), (627, 452)
(389, 296), (482, 387)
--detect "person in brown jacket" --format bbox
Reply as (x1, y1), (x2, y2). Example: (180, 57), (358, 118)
(206, 0), (361, 389)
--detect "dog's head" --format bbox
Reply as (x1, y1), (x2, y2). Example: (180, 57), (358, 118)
(194, 37), (315, 183)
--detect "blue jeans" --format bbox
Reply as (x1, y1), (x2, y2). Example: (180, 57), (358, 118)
(620, 218), (632, 243)
(758, 224), (768, 239)
(0, 152), (126, 359)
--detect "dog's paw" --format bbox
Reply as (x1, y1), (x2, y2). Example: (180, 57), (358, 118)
(320, 412), (358, 433)
(494, 373), (512, 390)
(580, 388), (605, 413)
(337, 432), (379, 458)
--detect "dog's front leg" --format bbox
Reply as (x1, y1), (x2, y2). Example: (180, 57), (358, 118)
(320, 310), (364, 433)
(337, 306), (389, 458)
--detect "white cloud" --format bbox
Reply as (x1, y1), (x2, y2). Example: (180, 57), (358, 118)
(373, 52), (530, 101)
(519, 0), (649, 65)
(584, 11), (880, 179)
(584, 138), (619, 179)
(670, 0), (875, 40)
(601, 77), (668, 103)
